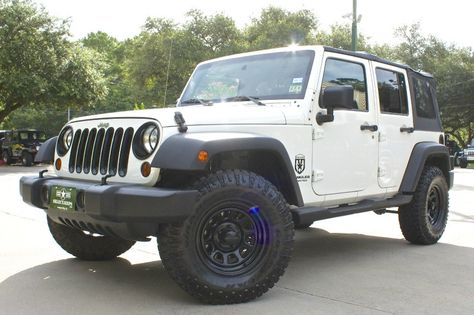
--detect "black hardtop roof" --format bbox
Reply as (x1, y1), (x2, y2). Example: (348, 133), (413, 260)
(323, 46), (434, 78)
(12, 129), (42, 132)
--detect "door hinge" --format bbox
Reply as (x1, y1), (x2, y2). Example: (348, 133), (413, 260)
(378, 132), (386, 142)
(312, 128), (324, 140)
(312, 170), (324, 182)
(378, 167), (387, 178)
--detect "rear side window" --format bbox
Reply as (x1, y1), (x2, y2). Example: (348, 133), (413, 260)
(320, 58), (368, 111)
(376, 68), (408, 114)
(413, 77), (436, 119)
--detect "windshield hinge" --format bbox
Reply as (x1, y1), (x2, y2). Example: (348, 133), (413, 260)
(174, 112), (188, 133)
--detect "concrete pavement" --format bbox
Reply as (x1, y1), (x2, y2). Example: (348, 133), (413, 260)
(1, 166), (473, 314)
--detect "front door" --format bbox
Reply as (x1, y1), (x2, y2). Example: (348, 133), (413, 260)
(312, 54), (378, 197)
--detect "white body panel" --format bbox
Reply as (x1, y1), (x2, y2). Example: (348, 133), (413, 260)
(55, 45), (443, 207)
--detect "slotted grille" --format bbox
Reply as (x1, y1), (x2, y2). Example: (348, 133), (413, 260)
(68, 127), (134, 177)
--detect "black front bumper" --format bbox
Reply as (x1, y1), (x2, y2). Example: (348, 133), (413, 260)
(20, 176), (199, 240)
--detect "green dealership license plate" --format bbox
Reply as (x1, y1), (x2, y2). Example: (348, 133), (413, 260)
(50, 186), (77, 211)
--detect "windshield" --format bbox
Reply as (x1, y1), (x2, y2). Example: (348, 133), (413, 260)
(19, 131), (46, 141)
(180, 50), (315, 105)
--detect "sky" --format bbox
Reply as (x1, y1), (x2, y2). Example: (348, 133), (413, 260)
(35, 0), (474, 49)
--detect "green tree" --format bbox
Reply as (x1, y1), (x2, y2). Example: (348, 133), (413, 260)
(393, 24), (474, 146)
(0, 0), (107, 125)
(245, 7), (318, 50)
(315, 23), (369, 51)
(81, 31), (134, 114)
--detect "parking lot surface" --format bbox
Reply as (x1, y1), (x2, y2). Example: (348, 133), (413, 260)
(1, 165), (473, 314)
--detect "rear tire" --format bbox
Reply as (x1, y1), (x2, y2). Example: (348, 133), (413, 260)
(460, 159), (468, 168)
(47, 216), (135, 260)
(398, 166), (449, 245)
(158, 170), (294, 304)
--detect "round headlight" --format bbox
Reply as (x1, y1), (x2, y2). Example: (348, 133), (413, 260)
(57, 126), (73, 156)
(64, 129), (73, 149)
(133, 122), (160, 159)
(142, 125), (159, 154)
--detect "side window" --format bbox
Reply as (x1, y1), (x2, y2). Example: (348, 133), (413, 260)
(413, 77), (436, 119)
(376, 68), (408, 114)
(320, 58), (368, 111)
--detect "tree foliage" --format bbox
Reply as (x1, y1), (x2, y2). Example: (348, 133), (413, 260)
(391, 24), (474, 146)
(245, 7), (318, 50)
(0, 3), (473, 144)
(0, 0), (107, 126)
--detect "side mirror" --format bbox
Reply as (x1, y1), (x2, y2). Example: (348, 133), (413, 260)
(317, 85), (354, 125)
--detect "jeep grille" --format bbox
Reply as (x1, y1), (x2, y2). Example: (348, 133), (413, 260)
(68, 127), (134, 177)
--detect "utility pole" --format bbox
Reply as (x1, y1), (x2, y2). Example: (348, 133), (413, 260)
(163, 40), (173, 107)
(351, 0), (357, 51)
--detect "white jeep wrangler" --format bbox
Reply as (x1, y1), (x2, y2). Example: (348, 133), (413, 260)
(21, 45), (453, 304)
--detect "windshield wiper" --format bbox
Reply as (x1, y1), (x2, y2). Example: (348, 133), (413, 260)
(180, 98), (212, 106)
(225, 95), (266, 106)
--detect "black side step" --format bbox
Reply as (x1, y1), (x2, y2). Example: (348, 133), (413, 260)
(292, 194), (413, 225)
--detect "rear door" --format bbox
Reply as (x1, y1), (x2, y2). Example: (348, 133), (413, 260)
(372, 63), (415, 188)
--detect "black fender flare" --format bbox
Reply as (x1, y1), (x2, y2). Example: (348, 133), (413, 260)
(34, 136), (57, 164)
(152, 133), (304, 206)
(399, 142), (452, 193)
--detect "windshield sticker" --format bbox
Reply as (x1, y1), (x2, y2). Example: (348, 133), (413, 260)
(289, 84), (303, 94)
(292, 77), (303, 84)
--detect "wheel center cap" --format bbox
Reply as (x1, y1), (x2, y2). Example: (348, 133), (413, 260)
(213, 222), (242, 251)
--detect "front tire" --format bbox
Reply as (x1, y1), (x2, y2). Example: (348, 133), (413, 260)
(460, 159), (468, 168)
(2, 151), (12, 165)
(158, 170), (294, 304)
(47, 216), (135, 260)
(398, 166), (449, 245)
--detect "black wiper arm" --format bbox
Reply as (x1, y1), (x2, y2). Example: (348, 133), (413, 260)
(180, 98), (212, 106)
(225, 95), (266, 106)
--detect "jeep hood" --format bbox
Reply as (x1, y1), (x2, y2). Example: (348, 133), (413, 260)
(70, 104), (287, 126)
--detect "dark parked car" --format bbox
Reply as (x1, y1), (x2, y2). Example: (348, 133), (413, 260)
(459, 140), (474, 168)
(2, 129), (46, 166)
(445, 137), (463, 166)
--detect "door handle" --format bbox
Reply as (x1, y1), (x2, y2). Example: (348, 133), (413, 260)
(360, 124), (378, 132)
(400, 127), (415, 133)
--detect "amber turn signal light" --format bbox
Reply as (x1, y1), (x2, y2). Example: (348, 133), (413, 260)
(141, 162), (151, 177)
(198, 150), (209, 162)
(55, 158), (62, 170)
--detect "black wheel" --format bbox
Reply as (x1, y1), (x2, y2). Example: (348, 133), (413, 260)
(398, 166), (449, 245)
(158, 170), (294, 304)
(2, 151), (12, 165)
(460, 159), (468, 168)
(22, 152), (33, 166)
(47, 216), (135, 260)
